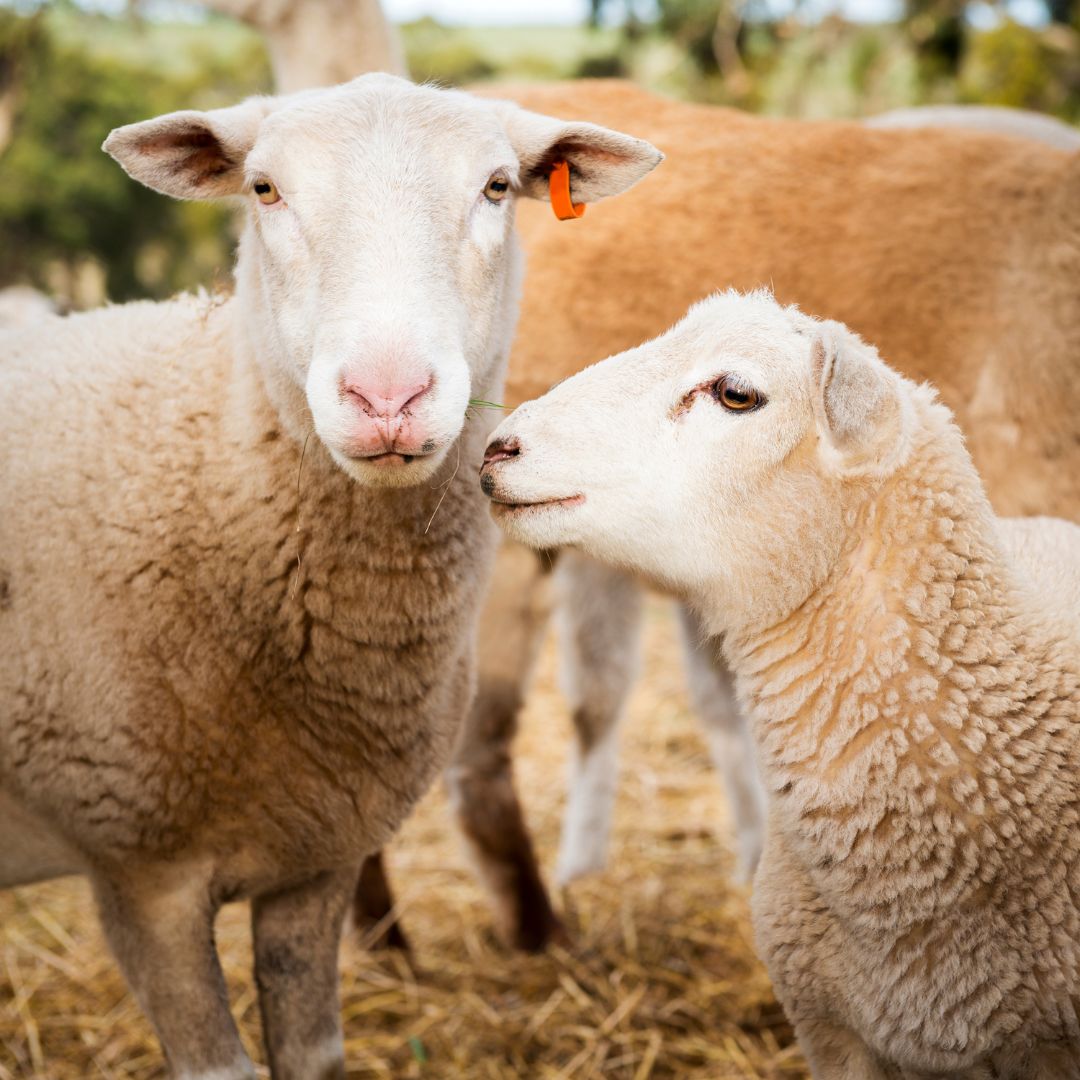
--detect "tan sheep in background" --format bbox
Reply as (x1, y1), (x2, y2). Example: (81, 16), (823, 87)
(481, 289), (1080, 1079)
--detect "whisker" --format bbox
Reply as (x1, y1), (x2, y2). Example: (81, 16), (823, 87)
(424, 440), (462, 535)
(291, 431), (313, 598)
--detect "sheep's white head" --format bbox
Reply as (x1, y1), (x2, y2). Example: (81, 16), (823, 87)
(481, 291), (915, 630)
(104, 74), (662, 487)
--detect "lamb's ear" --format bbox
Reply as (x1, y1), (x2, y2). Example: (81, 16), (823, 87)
(499, 104), (663, 203)
(102, 99), (273, 200)
(811, 320), (910, 477)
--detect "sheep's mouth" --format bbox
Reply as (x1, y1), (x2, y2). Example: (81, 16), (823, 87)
(366, 452), (416, 465)
(489, 493), (584, 516)
(351, 450), (432, 467)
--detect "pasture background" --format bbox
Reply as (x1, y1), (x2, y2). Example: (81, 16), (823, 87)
(1, 0), (1078, 1076)
(1, 0), (1079, 306)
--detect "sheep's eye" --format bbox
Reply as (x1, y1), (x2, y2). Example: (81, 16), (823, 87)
(253, 179), (280, 206)
(712, 375), (762, 412)
(484, 172), (510, 204)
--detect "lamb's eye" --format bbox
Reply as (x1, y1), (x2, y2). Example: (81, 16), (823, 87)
(484, 171), (510, 204)
(253, 179), (280, 206)
(712, 375), (762, 412)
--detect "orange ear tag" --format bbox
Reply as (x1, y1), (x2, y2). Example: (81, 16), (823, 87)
(549, 160), (586, 221)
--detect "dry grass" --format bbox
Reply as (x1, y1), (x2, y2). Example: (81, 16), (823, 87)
(0, 600), (808, 1079)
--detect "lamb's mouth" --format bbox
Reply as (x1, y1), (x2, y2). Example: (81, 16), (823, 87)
(490, 493), (585, 516)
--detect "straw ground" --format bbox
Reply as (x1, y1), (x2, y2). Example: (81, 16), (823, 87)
(1, 599), (808, 1079)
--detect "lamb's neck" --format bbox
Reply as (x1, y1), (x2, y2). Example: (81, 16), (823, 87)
(726, 431), (1067, 924)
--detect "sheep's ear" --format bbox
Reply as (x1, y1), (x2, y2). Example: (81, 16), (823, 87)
(811, 320), (910, 477)
(499, 104), (663, 204)
(103, 99), (272, 200)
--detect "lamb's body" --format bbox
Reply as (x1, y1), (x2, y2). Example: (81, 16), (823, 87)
(481, 291), (1080, 1076)
(739, 417), (1080, 1076)
(0, 296), (485, 894)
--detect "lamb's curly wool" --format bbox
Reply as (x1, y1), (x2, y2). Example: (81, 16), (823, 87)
(729, 396), (1080, 1078)
(0, 293), (492, 887)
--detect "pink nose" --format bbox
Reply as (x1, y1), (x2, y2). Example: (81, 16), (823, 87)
(343, 376), (433, 420)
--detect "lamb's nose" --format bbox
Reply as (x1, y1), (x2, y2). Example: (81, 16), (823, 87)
(343, 376), (432, 420)
(483, 437), (520, 466)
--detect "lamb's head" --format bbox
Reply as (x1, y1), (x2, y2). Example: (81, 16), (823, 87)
(104, 74), (661, 487)
(481, 291), (915, 630)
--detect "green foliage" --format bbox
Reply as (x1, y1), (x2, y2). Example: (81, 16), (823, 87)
(657, 0), (725, 71)
(402, 17), (496, 84)
(0, 5), (269, 301)
(759, 21), (921, 117)
(401, 20), (624, 85)
(961, 19), (1080, 119)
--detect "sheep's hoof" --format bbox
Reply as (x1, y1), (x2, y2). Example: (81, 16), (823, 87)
(505, 895), (569, 954)
(554, 844), (609, 889)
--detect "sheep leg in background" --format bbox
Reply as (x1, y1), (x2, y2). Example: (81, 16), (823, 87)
(676, 606), (766, 882)
(444, 541), (562, 951)
(351, 850), (411, 951)
(92, 868), (256, 1079)
(554, 552), (644, 887)
(253, 868), (356, 1080)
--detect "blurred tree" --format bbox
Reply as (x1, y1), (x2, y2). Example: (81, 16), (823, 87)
(403, 16), (495, 83)
(0, 6), (42, 156)
(1046, 0), (1078, 24)
(962, 17), (1080, 118)
(652, 0), (758, 102)
(904, 0), (967, 87)
(0, 6), (269, 304)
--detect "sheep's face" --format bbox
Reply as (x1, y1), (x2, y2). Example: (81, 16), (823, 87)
(104, 75), (661, 488)
(481, 291), (912, 630)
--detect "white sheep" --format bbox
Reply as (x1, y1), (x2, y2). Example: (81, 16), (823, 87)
(867, 104), (1080, 150)
(0, 285), (58, 329)
(0, 73), (660, 1079)
(481, 290), (1080, 1079)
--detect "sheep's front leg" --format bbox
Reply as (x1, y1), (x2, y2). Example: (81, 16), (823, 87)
(554, 551), (644, 886)
(253, 867), (357, 1080)
(92, 868), (254, 1079)
(445, 539), (562, 951)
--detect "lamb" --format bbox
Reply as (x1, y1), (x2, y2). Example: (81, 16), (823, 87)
(0, 73), (659, 1078)
(480, 289), (1080, 1079)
